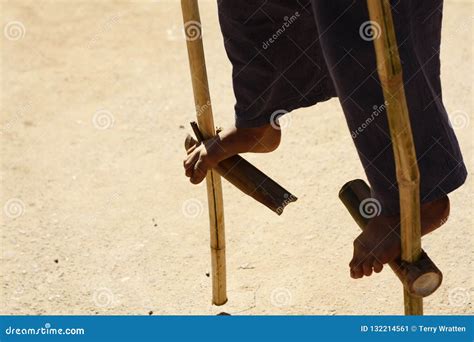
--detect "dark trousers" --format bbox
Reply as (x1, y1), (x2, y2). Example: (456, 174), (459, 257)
(218, 0), (467, 214)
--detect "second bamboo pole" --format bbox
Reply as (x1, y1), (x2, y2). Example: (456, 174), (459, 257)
(366, 0), (423, 315)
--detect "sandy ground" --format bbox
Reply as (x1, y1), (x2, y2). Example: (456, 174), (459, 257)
(0, 0), (472, 315)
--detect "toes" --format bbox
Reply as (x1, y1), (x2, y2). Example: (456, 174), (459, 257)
(362, 260), (373, 277)
(350, 238), (366, 279)
(185, 166), (193, 178)
(190, 160), (207, 184)
(351, 266), (364, 279)
(349, 258), (364, 279)
(184, 151), (201, 178)
(184, 134), (198, 150)
(184, 151), (199, 171)
(373, 260), (383, 273)
(351, 257), (376, 278)
(186, 144), (198, 155)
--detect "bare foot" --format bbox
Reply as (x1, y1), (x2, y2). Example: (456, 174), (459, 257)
(349, 196), (450, 278)
(183, 124), (281, 184)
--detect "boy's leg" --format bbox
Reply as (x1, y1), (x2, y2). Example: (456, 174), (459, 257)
(310, 0), (467, 277)
(185, 1), (328, 184)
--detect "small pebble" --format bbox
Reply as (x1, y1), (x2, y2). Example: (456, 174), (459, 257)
(148, 311), (153, 315)
(205, 272), (210, 277)
(54, 259), (59, 264)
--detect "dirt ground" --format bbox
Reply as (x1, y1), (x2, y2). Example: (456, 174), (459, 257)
(1, 0), (472, 315)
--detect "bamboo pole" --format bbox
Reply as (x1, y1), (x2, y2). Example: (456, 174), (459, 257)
(366, 0), (423, 315)
(181, 0), (227, 305)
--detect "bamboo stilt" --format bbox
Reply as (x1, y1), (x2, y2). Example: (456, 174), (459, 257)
(181, 0), (227, 305)
(366, 0), (424, 315)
